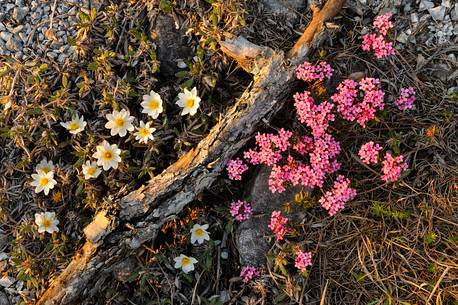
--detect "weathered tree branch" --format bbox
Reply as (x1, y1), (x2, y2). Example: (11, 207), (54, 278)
(38, 1), (346, 304)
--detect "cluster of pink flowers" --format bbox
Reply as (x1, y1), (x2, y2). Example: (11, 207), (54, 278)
(381, 152), (408, 182)
(268, 210), (289, 240)
(294, 250), (312, 272)
(319, 175), (357, 216)
(331, 77), (385, 127)
(362, 13), (395, 59)
(230, 200), (253, 222)
(244, 129), (292, 166)
(227, 158), (249, 180)
(395, 87), (416, 110)
(240, 266), (260, 283)
(296, 61), (333, 82)
(358, 141), (382, 164)
(294, 91), (335, 138)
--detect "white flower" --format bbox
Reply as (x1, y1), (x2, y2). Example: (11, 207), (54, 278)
(82, 160), (102, 180)
(60, 114), (87, 135)
(92, 140), (122, 171)
(31, 170), (57, 195)
(134, 121), (156, 144)
(176, 87), (201, 116)
(174, 254), (198, 274)
(190, 224), (210, 244)
(141, 90), (163, 119)
(35, 211), (59, 234)
(36, 159), (55, 174)
(104, 109), (135, 137)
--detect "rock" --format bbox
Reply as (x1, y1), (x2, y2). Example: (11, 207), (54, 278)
(431, 63), (451, 82)
(0, 32), (12, 42)
(12, 7), (29, 23)
(262, 0), (306, 14)
(451, 4), (458, 21)
(396, 32), (409, 44)
(0, 23), (5, 32)
(236, 166), (308, 266)
(154, 14), (193, 76)
(410, 13), (419, 23)
(6, 36), (22, 51)
(0, 291), (10, 305)
(112, 257), (136, 282)
(419, 0), (434, 11)
(428, 6), (446, 21)
(0, 276), (13, 288)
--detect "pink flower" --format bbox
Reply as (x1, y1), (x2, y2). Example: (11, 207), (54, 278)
(294, 91), (335, 138)
(240, 266), (260, 283)
(358, 141), (382, 164)
(361, 13), (396, 59)
(296, 61), (333, 82)
(227, 158), (249, 180)
(319, 175), (357, 216)
(395, 87), (416, 110)
(230, 200), (253, 222)
(331, 77), (385, 127)
(268, 210), (289, 240)
(373, 12), (394, 36)
(381, 152), (408, 182)
(294, 250), (312, 272)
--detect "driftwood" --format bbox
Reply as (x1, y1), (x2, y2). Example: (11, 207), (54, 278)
(37, 1), (346, 304)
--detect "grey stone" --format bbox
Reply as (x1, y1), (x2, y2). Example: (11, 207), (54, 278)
(431, 63), (451, 81)
(10, 25), (23, 34)
(0, 291), (10, 305)
(12, 7), (29, 23)
(419, 0), (434, 11)
(0, 32), (12, 42)
(0, 276), (13, 288)
(6, 36), (22, 51)
(397, 32), (409, 43)
(411, 13), (419, 23)
(428, 6), (446, 21)
(0, 23), (5, 32)
(236, 166), (308, 266)
(451, 5), (458, 21)
(262, 0), (306, 14)
(154, 14), (193, 76)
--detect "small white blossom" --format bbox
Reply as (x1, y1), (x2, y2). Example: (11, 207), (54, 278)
(92, 140), (122, 170)
(36, 159), (55, 174)
(104, 109), (135, 137)
(141, 90), (163, 119)
(35, 211), (59, 234)
(190, 224), (210, 244)
(174, 254), (198, 274)
(176, 87), (201, 116)
(134, 121), (156, 144)
(31, 171), (57, 195)
(60, 114), (87, 135)
(82, 160), (102, 180)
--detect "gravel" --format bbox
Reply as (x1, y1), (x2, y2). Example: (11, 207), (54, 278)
(0, 0), (89, 62)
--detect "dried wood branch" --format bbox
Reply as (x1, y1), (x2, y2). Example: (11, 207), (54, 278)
(38, 1), (346, 303)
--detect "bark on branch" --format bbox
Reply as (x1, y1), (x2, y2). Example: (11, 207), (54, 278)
(38, 1), (346, 304)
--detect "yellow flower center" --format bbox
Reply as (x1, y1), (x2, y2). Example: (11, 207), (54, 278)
(42, 218), (51, 228)
(104, 151), (113, 160)
(68, 121), (80, 131)
(41, 166), (51, 173)
(39, 177), (49, 186)
(114, 117), (125, 128)
(195, 228), (204, 237)
(149, 99), (159, 110)
(139, 128), (150, 137)
(185, 98), (195, 108)
(181, 257), (190, 265)
(87, 167), (96, 175)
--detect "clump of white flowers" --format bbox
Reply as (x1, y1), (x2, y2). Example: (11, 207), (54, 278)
(82, 160), (102, 180)
(35, 212), (59, 234)
(141, 90), (164, 119)
(176, 87), (201, 116)
(174, 254), (198, 274)
(134, 121), (156, 144)
(105, 109), (135, 137)
(60, 114), (87, 135)
(31, 159), (57, 195)
(93, 140), (122, 170)
(190, 224), (210, 244)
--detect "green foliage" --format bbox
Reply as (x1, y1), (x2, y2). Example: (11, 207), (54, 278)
(371, 202), (411, 220)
